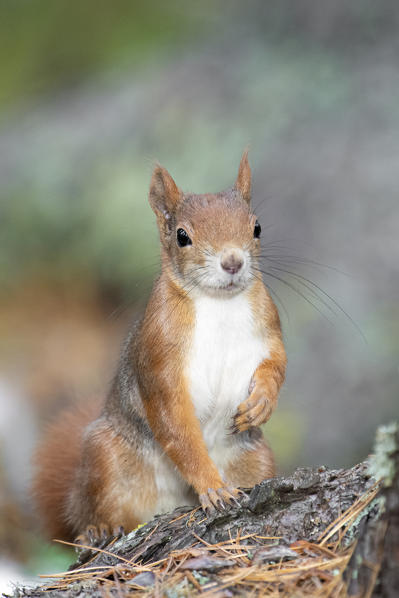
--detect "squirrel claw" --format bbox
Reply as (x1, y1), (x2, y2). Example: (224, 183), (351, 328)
(200, 485), (245, 515)
(199, 493), (216, 515)
(218, 489), (236, 510)
(224, 494), (241, 508)
(208, 488), (225, 512)
(74, 522), (123, 551)
(233, 391), (273, 432)
(229, 423), (240, 435)
(224, 486), (247, 507)
(113, 525), (125, 538)
(100, 524), (110, 541)
(87, 524), (103, 545)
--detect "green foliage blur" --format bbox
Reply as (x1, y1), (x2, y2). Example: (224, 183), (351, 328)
(0, 0), (216, 298)
(0, 0), (206, 112)
(1, 2), (345, 296)
(3, 0), (397, 298)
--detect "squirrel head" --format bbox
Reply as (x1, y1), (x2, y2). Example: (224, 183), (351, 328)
(149, 150), (261, 296)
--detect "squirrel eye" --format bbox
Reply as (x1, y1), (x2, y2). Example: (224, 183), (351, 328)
(254, 220), (261, 239)
(176, 228), (192, 247)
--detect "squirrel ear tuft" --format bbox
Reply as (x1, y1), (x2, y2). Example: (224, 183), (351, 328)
(234, 149), (251, 204)
(149, 165), (181, 221)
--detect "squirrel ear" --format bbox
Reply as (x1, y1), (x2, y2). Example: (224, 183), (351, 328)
(149, 165), (181, 221)
(234, 149), (251, 204)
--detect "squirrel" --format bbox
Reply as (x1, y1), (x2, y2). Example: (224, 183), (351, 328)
(32, 151), (287, 544)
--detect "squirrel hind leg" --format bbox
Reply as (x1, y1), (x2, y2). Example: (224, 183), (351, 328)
(224, 430), (275, 488)
(74, 524), (125, 553)
(67, 419), (156, 538)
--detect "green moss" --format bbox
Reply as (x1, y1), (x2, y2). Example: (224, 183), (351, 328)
(192, 571), (210, 586)
(344, 495), (385, 547)
(165, 577), (194, 597)
(368, 421), (398, 486)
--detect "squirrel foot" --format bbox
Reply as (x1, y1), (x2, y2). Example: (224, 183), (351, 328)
(74, 524), (125, 552)
(199, 486), (247, 515)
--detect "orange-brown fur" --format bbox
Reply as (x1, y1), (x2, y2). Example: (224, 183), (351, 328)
(32, 151), (286, 541)
(233, 279), (286, 432)
(225, 431), (275, 487)
(137, 279), (226, 496)
(32, 401), (100, 540)
(66, 420), (156, 535)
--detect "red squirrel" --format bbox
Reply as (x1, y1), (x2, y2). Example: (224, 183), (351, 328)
(32, 152), (287, 543)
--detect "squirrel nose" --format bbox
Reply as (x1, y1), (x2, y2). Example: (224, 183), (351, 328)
(221, 253), (243, 275)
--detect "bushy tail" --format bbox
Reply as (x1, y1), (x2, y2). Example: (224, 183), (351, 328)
(31, 400), (100, 541)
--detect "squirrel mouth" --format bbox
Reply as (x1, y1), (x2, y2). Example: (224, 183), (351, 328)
(219, 280), (241, 291)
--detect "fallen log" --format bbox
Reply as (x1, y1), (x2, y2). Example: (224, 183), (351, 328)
(10, 422), (398, 597)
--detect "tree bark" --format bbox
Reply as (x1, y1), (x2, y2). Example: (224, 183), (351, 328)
(72, 462), (375, 570)
(10, 422), (398, 597)
(344, 423), (399, 598)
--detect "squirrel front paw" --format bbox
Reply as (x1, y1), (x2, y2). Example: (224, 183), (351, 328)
(232, 379), (275, 433)
(199, 486), (247, 515)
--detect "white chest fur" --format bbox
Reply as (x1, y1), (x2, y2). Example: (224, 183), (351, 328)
(186, 292), (269, 468)
(151, 292), (270, 516)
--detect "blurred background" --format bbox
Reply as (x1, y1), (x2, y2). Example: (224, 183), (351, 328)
(0, 0), (398, 590)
